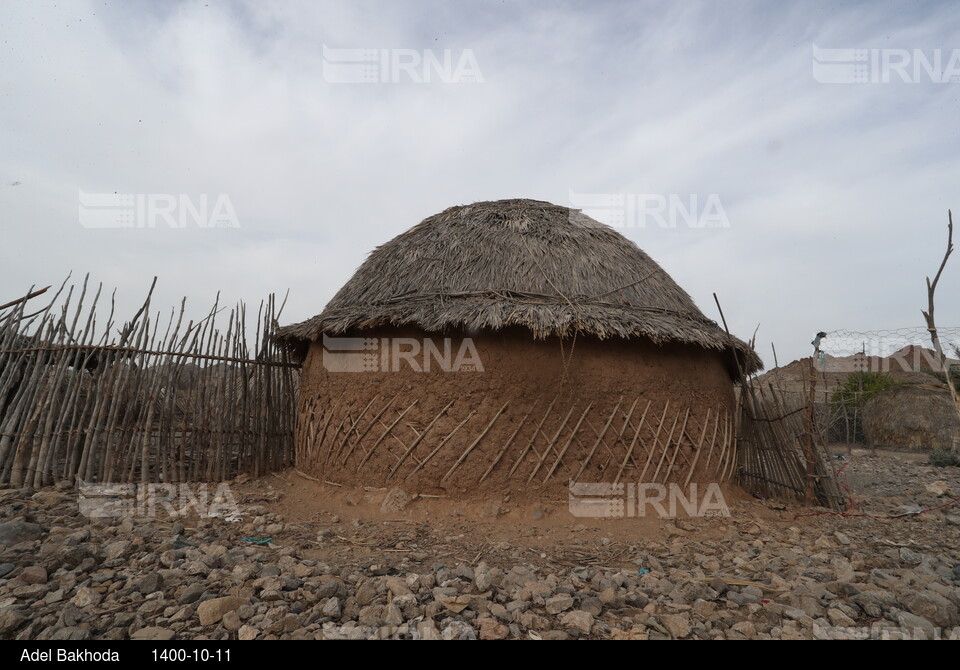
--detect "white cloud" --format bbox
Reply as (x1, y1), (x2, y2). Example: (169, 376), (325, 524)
(2, 0), (959, 367)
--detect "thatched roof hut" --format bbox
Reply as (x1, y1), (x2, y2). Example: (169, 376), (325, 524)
(863, 384), (960, 451)
(280, 199), (761, 497)
(279, 199), (760, 374)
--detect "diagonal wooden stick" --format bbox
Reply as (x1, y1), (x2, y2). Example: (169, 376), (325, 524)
(573, 397), (622, 482)
(614, 400), (652, 484)
(389, 400), (454, 479)
(440, 402), (509, 485)
(480, 400), (537, 484)
(355, 400), (418, 473)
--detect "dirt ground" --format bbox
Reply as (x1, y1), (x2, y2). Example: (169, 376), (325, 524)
(234, 447), (960, 574)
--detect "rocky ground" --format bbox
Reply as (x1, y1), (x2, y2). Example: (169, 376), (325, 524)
(1, 449), (959, 640)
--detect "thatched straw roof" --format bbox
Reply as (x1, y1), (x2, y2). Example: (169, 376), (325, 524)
(863, 384), (960, 451)
(278, 198), (762, 374)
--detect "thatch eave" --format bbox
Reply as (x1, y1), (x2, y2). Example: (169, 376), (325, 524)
(276, 300), (762, 374)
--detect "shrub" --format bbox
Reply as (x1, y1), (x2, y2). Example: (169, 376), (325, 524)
(929, 448), (960, 467)
(829, 372), (899, 443)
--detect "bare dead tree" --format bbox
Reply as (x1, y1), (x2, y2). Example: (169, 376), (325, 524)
(922, 210), (960, 415)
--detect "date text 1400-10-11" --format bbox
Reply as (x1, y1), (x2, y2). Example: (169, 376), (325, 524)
(153, 649), (232, 662)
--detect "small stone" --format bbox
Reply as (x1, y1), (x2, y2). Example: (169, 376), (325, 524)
(380, 488), (415, 513)
(131, 627), (175, 641)
(238, 625), (259, 641)
(48, 626), (91, 641)
(0, 521), (43, 547)
(488, 603), (510, 622)
(560, 610), (594, 635)
(579, 597), (603, 617)
(599, 588), (624, 609)
(0, 610), (26, 636)
(659, 613), (692, 639)
(481, 503), (505, 519)
(692, 601), (717, 618)
(814, 535), (836, 549)
(222, 610), (241, 632)
(545, 593), (574, 614)
(442, 621), (477, 640)
(358, 605), (384, 627)
(134, 573), (163, 594)
(478, 618), (510, 640)
(20, 566), (48, 585)
(383, 603), (404, 626)
(540, 630), (571, 640)
(710, 577), (729, 594)
(179, 583), (206, 604)
(894, 611), (937, 640)
(827, 608), (856, 627)
(899, 590), (958, 628)
(321, 597), (341, 619)
(318, 578), (347, 600)
(260, 564), (281, 577)
(355, 581), (378, 606)
(384, 576), (412, 596)
(475, 572), (493, 592)
(197, 596), (245, 626)
(71, 586), (102, 608)
(103, 540), (132, 561)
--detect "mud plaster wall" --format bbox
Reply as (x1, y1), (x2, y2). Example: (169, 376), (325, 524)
(295, 326), (737, 498)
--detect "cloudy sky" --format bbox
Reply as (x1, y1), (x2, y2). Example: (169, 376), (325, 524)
(2, 0), (959, 366)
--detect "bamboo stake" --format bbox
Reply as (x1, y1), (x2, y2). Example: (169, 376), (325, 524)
(613, 400), (652, 485)
(339, 393), (400, 467)
(542, 403), (593, 484)
(389, 400), (454, 479)
(509, 394), (558, 478)
(480, 401), (537, 484)
(355, 400), (419, 473)
(440, 401), (509, 485)
(683, 407), (711, 488)
(406, 410), (475, 479)
(527, 403), (576, 484)
(573, 398), (622, 482)
(638, 401), (671, 483)
(655, 408), (689, 484)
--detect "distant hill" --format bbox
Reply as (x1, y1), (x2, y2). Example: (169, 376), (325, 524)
(752, 344), (957, 396)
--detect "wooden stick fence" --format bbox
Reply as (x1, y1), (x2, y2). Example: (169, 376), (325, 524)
(735, 378), (846, 510)
(0, 276), (299, 487)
